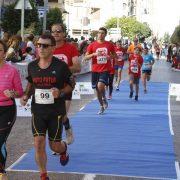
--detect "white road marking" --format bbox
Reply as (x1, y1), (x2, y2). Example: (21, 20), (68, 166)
(175, 161), (180, 180)
(80, 106), (85, 111)
(168, 85), (174, 135)
(6, 153), (27, 171)
(82, 174), (96, 180)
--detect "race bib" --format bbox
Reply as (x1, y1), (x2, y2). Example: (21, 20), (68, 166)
(117, 52), (123, 61)
(131, 66), (138, 73)
(35, 89), (54, 104)
(97, 56), (107, 64)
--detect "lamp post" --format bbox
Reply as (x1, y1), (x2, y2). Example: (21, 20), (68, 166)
(63, 10), (69, 34)
(43, 0), (48, 32)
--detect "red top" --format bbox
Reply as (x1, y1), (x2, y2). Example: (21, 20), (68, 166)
(115, 46), (125, 66)
(53, 42), (79, 67)
(128, 54), (143, 77)
(86, 41), (115, 72)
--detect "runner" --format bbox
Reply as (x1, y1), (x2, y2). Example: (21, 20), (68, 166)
(20, 34), (74, 180)
(128, 46), (143, 101)
(107, 55), (115, 100)
(0, 40), (23, 180)
(51, 23), (80, 145)
(114, 40), (126, 90)
(142, 47), (155, 93)
(84, 27), (116, 114)
(127, 38), (142, 55)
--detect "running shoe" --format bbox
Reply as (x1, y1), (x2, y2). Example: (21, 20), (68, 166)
(40, 175), (49, 180)
(116, 87), (119, 91)
(129, 91), (133, 98)
(60, 142), (69, 166)
(144, 89), (147, 94)
(97, 106), (105, 115)
(65, 126), (74, 145)
(0, 173), (8, 180)
(103, 99), (108, 109)
(52, 151), (59, 155)
(107, 95), (112, 100)
(135, 95), (138, 101)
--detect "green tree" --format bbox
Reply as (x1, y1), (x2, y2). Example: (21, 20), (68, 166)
(170, 25), (180, 44)
(46, 8), (63, 30)
(105, 17), (151, 40)
(1, 3), (21, 34)
(1, 1), (40, 35)
(163, 32), (170, 43)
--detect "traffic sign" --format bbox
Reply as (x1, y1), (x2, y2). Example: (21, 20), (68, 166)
(15, 0), (32, 10)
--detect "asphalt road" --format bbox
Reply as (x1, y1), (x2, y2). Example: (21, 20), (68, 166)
(5, 58), (180, 180)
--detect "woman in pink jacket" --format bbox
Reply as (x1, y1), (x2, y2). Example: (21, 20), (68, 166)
(0, 40), (23, 180)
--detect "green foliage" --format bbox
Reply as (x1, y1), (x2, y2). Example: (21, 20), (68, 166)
(1, 3), (21, 34)
(170, 25), (180, 44)
(163, 32), (170, 43)
(46, 8), (63, 30)
(1, 1), (40, 35)
(105, 17), (151, 40)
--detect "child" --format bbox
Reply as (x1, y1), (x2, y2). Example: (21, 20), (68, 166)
(128, 46), (143, 101)
(24, 47), (35, 63)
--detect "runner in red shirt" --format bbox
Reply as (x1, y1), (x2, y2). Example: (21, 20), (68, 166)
(114, 40), (126, 90)
(128, 46), (143, 101)
(107, 56), (115, 100)
(84, 27), (116, 114)
(51, 23), (81, 145)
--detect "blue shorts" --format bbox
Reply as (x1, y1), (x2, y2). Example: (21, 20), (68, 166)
(129, 74), (140, 84)
(114, 65), (123, 71)
(92, 71), (109, 89)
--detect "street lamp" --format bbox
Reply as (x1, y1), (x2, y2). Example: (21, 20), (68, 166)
(63, 10), (69, 34)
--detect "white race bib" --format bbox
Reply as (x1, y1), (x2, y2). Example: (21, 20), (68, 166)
(131, 66), (138, 73)
(117, 52), (123, 61)
(35, 89), (54, 104)
(97, 56), (107, 64)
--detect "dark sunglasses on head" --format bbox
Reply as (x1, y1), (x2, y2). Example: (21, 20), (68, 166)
(37, 43), (52, 48)
(51, 30), (63, 33)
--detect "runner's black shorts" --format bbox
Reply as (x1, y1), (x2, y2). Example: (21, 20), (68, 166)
(92, 71), (109, 89)
(142, 70), (152, 75)
(32, 113), (64, 142)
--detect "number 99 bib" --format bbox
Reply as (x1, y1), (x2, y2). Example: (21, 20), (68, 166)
(35, 89), (54, 104)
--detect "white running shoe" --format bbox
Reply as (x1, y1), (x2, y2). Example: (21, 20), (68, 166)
(97, 106), (105, 115)
(65, 126), (74, 145)
(52, 151), (59, 155)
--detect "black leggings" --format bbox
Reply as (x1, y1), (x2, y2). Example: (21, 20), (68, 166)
(0, 105), (16, 173)
(108, 74), (114, 96)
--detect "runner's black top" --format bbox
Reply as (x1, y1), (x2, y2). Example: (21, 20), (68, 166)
(27, 57), (72, 115)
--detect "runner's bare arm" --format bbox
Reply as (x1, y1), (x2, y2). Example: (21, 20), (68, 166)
(83, 52), (97, 61)
(20, 82), (33, 106)
(69, 56), (81, 73)
(51, 84), (73, 99)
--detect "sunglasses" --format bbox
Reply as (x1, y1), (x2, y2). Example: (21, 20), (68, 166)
(51, 30), (63, 33)
(37, 43), (52, 48)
